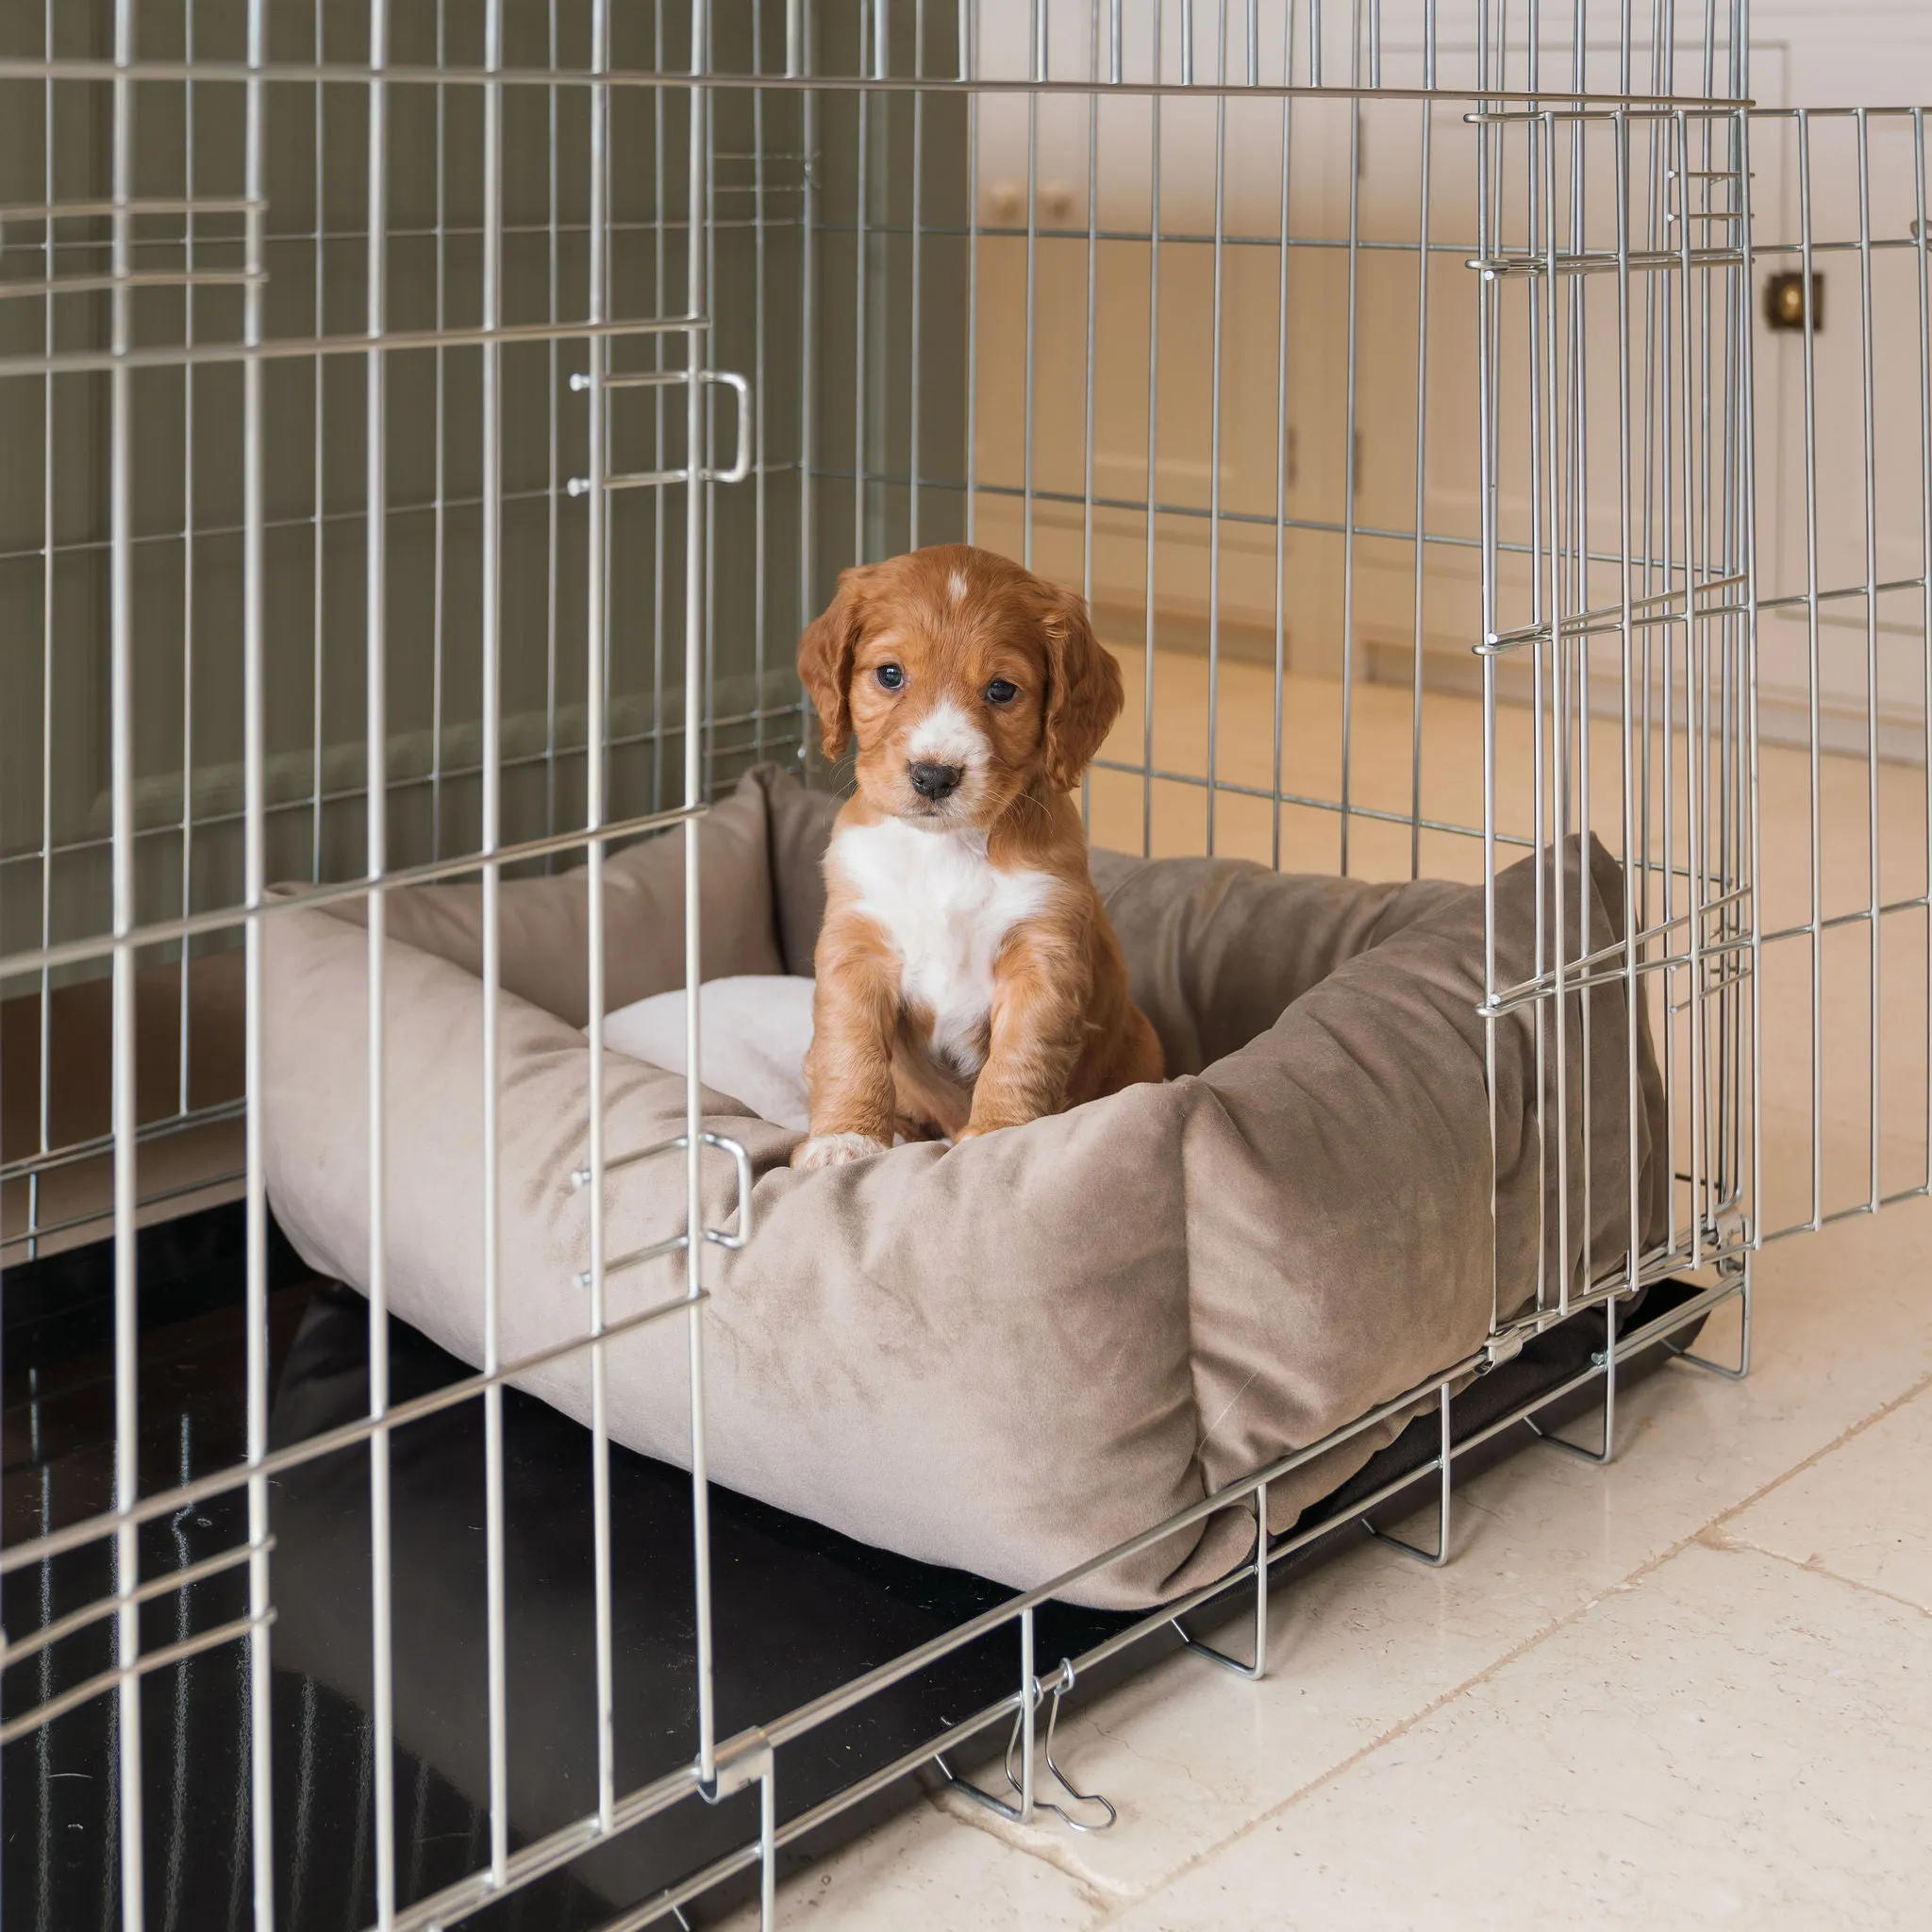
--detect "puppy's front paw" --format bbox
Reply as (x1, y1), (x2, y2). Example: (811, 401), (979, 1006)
(791, 1131), (891, 1171)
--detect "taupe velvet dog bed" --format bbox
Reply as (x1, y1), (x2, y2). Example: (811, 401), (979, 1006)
(260, 766), (1667, 1611)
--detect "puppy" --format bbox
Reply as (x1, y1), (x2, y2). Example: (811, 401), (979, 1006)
(790, 544), (1163, 1169)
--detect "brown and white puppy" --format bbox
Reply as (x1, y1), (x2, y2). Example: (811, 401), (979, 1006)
(791, 544), (1163, 1169)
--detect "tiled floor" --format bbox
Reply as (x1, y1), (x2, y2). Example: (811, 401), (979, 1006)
(734, 1203), (1932, 1929)
(728, 656), (1932, 1927)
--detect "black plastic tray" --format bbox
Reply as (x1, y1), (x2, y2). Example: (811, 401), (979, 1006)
(1, 1203), (1707, 1929)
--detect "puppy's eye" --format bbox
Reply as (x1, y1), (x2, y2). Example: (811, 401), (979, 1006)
(875, 663), (905, 691)
(984, 678), (1018, 706)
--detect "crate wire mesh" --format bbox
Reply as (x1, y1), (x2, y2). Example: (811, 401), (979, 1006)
(0, 0), (1928, 1925)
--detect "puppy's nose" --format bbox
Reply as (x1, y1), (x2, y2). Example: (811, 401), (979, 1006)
(908, 759), (964, 802)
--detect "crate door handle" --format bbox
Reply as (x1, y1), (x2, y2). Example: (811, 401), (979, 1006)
(699, 370), (753, 484)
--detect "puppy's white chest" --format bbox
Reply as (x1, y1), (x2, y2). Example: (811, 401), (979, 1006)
(833, 821), (1057, 1073)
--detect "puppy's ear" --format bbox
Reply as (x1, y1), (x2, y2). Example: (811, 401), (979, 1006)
(797, 567), (873, 760)
(1040, 583), (1124, 792)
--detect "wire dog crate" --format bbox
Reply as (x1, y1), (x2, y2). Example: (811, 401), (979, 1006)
(3, 0), (1929, 1925)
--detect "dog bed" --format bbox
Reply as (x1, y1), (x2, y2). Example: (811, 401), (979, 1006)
(260, 766), (1667, 1610)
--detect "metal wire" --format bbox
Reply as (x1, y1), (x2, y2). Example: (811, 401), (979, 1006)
(3, 7), (1924, 1928)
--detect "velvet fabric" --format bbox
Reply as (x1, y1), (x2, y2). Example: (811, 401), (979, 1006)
(262, 767), (1666, 1608)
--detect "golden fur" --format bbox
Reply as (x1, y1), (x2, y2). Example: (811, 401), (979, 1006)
(791, 544), (1163, 1167)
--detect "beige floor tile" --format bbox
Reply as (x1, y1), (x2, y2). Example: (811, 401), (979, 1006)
(997, 1189), (1932, 1902)
(1717, 1380), (1932, 1613)
(1101, 1542), (1932, 1932)
(712, 1792), (1100, 1931)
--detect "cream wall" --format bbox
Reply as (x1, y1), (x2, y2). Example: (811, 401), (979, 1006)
(965, 2), (1932, 758)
